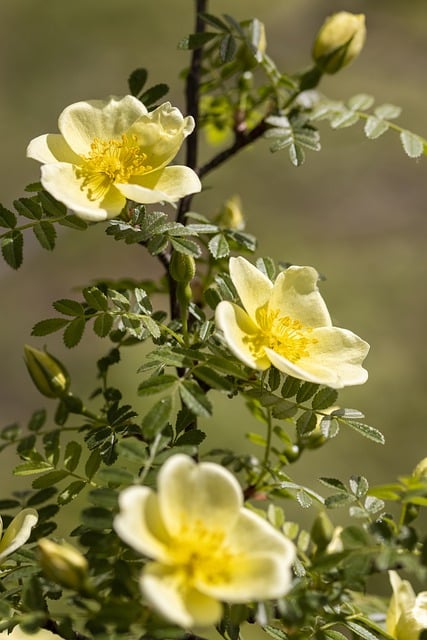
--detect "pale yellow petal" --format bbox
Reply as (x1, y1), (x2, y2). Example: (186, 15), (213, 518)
(215, 301), (271, 370)
(229, 257), (273, 321)
(26, 134), (82, 164)
(117, 165), (201, 204)
(59, 95), (148, 155)
(40, 163), (126, 220)
(269, 266), (332, 328)
(157, 454), (242, 537)
(129, 102), (195, 169)
(266, 326), (369, 388)
(0, 508), (38, 563)
(113, 486), (172, 563)
(0, 626), (63, 640)
(141, 563), (222, 628)
(197, 553), (293, 602)
(414, 592), (427, 630)
(226, 509), (296, 560)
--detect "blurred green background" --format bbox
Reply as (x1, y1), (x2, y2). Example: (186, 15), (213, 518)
(1, 0), (426, 506)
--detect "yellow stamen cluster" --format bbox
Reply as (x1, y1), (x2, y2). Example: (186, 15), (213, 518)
(171, 522), (232, 586)
(247, 306), (318, 362)
(76, 134), (152, 200)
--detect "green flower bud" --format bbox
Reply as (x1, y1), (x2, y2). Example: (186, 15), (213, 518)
(215, 195), (245, 231)
(412, 457), (427, 479)
(24, 345), (70, 399)
(169, 251), (196, 284)
(312, 12), (366, 74)
(38, 538), (89, 591)
(310, 511), (334, 552)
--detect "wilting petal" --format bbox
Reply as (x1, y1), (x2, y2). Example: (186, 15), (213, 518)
(0, 508), (38, 563)
(58, 95), (148, 155)
(269, 266), (332, 328)
(114, 486), (173, 563)
(40, 163), (126, 220)
(229, 257), (273, 321)
(157, 454), (242, 537)
(26, 134), (82, 165)
(141, 563), (222, 628)
(117, 165), (201, 204)
(215, 301), (270, 370)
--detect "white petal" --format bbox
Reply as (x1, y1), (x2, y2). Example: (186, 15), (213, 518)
(113, 486), (172, 562)
(40, 163), (126, 220)
(0, 508), (38, 563)
(269, 266), (332, 328)
(216, 301), (270, 370)
(26, 134), (82, 164)
(157, 454), (242, 538)
(229, 257), (273, 321)
(117, 166), (201, 204)
(58, 95), (148, 155)
(141, 563), (222, 628)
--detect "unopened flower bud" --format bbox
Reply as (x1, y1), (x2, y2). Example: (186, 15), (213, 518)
(169, 252), (196, 284)
(310, 511), (334, 552)
(38, 538), (89, 591)
(215, 195), (245, 231)
(412, 457), (427, 479)
(24, 345), (70, 399)
(312, 12), (366, 74)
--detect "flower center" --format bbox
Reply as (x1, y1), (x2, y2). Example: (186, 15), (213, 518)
(76, 134), (152, 201)
(247, 306), (318, 363)
(172, 522), (232, 586)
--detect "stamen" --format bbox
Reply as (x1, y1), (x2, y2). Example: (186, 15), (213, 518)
(76, 134), (152, 201)
(245, 306), (318, 362)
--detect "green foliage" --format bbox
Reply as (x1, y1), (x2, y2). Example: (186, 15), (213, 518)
(0, 4), (426, 640)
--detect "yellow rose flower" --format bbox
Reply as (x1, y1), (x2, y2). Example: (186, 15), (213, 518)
(0, 508), (38, 564)
(386, 571), (427, 640)
(27, 96), (201, 221)
(113, 454), (295, 628)
(215, 257), (369, 389)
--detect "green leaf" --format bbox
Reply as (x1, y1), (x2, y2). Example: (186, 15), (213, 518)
(59, 214), (88, 230)
(31, 317), (69, 336)
(400, 130), (424, 158)
(311, 387), (338, 410)
(296, 411), (317, 436)
(323, 631), (348, 640)
(170, 236), (201, 257)
(63, 316), (86, 348)
(364, 116), (389, 140)
(53, 298), (85, 316)
(330, 110), (360, 129)
(219, 33), (237, 62)
(374, 103), (401, 119)
(64, 441), (82, 472)
(0, 204), (16, 228)
(175, 429), (206, 446)
(85, 449), (101, 480)
(28, 409), (47, 432)
(179, 380), (212, 417)
(93, 313), (114, 338)
(194, 366), (233, 391)
(347, 93), (374, 111)
(81, 507), (113, 530)
(200, 12), (230, 31)
(13, 461), (54, 476)
(340, 419), (385, 445)
(296, 381), (319, 403)
(141, 315), (161, 339)
(281, 375), (300, 398)
(128, 67), (148, 96)
(263, 625), (289, 640)
(141, 397), (172, 439)
(208, 233), (230, 259)
(13, 197), (42, 220)
(33, 220), (56, 250)
(345, 621), (381, 640)
(140, 83), (169, 107)
(178, 32), (217, 50)
(58, 480), (86, 505)
(138, 374), (178, 396)
(1, 229), (23, 269)
(83, 287), (109, 311)
(38, 190), (67, 216)
(320, 416), (340, 438)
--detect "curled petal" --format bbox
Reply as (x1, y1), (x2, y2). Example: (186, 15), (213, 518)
(215, 301), (270, 370)
(0, 508), (38, 563)
(269, 266), (332, 328)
